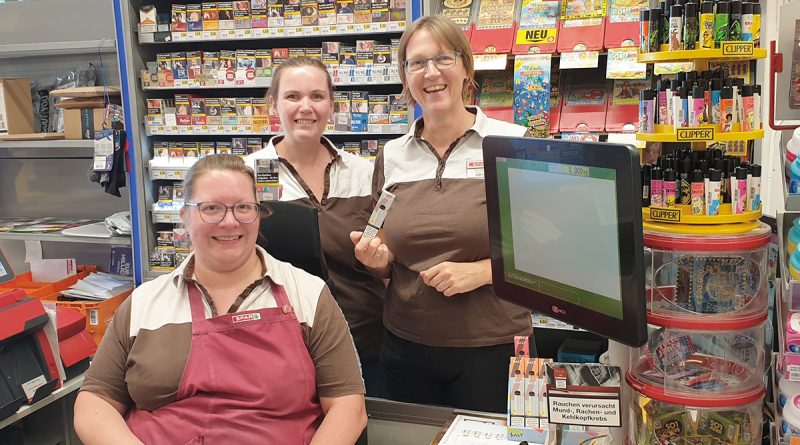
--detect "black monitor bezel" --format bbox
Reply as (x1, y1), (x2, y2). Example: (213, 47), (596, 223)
(483, 136), (647, 347)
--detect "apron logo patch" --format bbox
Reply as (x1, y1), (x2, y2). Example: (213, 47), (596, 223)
(232, 313), (261, 324)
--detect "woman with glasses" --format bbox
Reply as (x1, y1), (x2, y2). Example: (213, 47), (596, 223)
(245, 56), (386, 396)
(351, 15), (533, 413)
(75, 154), (367, 445)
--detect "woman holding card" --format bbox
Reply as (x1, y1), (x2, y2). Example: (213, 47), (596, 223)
(351, 15), (533, 413)
(245, 57), (386, 395)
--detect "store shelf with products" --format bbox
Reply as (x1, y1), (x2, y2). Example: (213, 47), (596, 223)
(638, 46), (768, 64)
(0, 231), (131, 246)
(118, 0), (411, 279)
(0, 374), (85, 431)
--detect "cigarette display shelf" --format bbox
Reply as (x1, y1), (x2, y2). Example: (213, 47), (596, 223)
(140, 72), (402, 90)
(144, 124), (410, 137)
(119, 0), (413, 282)
(637, 45), (767, 64)
(138, 21), (407, 45)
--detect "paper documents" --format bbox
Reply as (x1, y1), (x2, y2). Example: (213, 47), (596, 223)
(437, 415), (520, 445)
(61, 272), (134, 301)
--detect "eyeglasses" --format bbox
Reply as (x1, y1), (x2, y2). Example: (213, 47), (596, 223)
(184, 202), (269, 224)
(403, 52), (461, 74)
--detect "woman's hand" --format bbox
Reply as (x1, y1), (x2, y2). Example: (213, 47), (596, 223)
(350, 231), (394, 278)
(419, 259), (492, 297)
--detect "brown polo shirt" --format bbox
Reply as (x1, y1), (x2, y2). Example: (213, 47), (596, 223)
(374, 106), (533, 348)
(81, 248), (364, 411)
(246, 136), (385, 360)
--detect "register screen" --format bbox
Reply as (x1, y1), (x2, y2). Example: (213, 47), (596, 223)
(496, 157), (623, 319)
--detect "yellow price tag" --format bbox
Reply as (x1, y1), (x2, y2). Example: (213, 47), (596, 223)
(515, 28), (557, 45)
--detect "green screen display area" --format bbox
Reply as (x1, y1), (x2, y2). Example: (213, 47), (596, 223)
(496, 158), (624, 319)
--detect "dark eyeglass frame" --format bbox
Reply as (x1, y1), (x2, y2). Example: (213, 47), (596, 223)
(184, 201), (271, 224)
(402, 52), (462, 74)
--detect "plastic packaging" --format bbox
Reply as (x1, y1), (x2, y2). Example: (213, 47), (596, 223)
(779, 377), (800, 408)
(787, 312), (800, 352)
(790, 158), (800, 194)
(791, 250), (800, 281)
(645, 223), (770, 319)
(627, 376), (764, 445)
(783, 394), (800, 437)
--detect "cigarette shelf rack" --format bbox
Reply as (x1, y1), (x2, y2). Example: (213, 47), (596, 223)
(114, 0), (415, 281)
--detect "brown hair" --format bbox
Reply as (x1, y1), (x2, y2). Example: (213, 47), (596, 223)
(267, 56), (334, 103)
(397, 15), (475, 108)
(183, 154), (258, 204)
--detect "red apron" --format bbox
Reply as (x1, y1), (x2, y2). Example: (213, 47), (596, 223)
(126, 281), (323, 444)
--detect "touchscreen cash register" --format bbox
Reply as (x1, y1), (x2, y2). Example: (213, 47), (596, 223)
(483, 136), (647, 347)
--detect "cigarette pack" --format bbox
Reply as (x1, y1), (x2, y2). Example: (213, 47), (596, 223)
(318, 0), (337, 25)
(190, 97), (206, 126)
(171, 4), (188, 31)
(361, 139), (378, 157)
(187, 4), (203, 31)
(268, 0), (285, 27)
(200, 141), (216, 157)
(339, 46), (357, 66)
(284, 0), (302, 26)
(182, 142), (200, 160)
(186, 51), (203, 79)
(202, 3), (219, 30)
(218, 2), (235, 29)
(336, 0), (354, 24)
(153, 141), (169, 158)
(147, 99), (167, 126)
(343, 141), (360, 155)
(371, 0), (389, 22)
(289, 48), (306, 59)
(157, 13), (172, 32)
(205, 98), (222, 125)
(252, 5), (268, 28)
(216, 141), (232, 155)
(233, 0), (252, 28)
(140, 5), (157, 33)
(389, 94), (408, 125)
(389, 0), (405, 21)
(369, 95), (389, 124)
(168, 142), (183, 159)
(247, 137), (263, 154)
(354, 0), (371, 24)
(175, 94), (192, 125)
(232, 137), (248, 156)
(252, 97), (270, 132)
(351, 91), (369, 113)
(304, 47), (323, 61)
(252, 0), (268, 8)
(221, 98), (238, 125)
(158, 184), (174, 203)
(373, 44), (391, 65)
(255, 158), (281, 201)
(172, 52), (188, 80)
(255, 50), (273, 77)
(272, 48), (290, 66)
(301, 0), (320, 26)
(236, 97), (253, 127)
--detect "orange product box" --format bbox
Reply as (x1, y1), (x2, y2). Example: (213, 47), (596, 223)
(45, 290), (132, 346)
(0, 265), (97, 299)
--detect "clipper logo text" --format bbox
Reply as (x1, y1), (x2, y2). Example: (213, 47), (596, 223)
(650, 208), (681, 222)
(676, 127), (715, 141)
(721, 41), (754, 56)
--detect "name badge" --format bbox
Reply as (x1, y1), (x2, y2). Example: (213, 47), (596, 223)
(466, 159), (485, 178)
(232, 313), (262, 324)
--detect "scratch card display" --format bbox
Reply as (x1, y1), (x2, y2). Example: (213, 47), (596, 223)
(611, 79), (648, 105)
(674, 256), (759, 314)
(513, 54), (551, 137)
(476, 0), (516, 29)
(607, 0), (646, 23)
(438, 0), (473, 28)
(519, 0), (558, 30)
(561, 0), (606, 19)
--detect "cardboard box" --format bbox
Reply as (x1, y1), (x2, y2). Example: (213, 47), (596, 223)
(0, 78), (34, 135)
(64, 108), (110, 140)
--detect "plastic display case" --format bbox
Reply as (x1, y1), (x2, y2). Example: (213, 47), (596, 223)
(627, 374), (764, 445)
(644, 222), (771, 321)
(628, 317), (767, 399)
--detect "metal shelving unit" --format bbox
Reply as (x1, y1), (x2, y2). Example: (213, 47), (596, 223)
(0, 231), (131, 245)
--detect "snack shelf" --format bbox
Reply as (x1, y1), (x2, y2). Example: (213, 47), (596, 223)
(141, 74), (402, 90)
